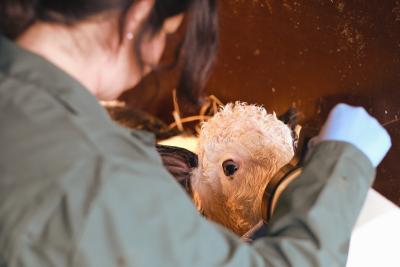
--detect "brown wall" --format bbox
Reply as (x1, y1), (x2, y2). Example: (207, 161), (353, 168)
(125, 0), (400, 205)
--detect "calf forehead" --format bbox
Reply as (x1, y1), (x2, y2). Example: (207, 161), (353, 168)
(200, 124), (292, 160)
(198, 102), (294, 167)
(200, 104), (290, 142)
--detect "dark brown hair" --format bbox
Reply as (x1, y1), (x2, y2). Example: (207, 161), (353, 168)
(0, 0), (218, 106)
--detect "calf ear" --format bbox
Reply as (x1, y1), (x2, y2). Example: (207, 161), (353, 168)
(278, 107), (300, 151)
(278, 107), (298, 130)
(156, 145), (198, 194)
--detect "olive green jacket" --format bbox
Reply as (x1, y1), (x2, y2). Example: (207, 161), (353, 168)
(0, 36), (375, 267)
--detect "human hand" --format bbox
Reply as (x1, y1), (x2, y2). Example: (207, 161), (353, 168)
(312, 103), (392, 167)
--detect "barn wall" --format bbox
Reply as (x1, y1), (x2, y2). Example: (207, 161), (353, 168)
(124, 0), (400, 205)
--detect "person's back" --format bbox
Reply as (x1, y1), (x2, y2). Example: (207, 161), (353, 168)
(0, 37), (175, 265)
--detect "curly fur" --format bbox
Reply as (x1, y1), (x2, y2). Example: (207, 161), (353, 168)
(191, 102), (294, 235)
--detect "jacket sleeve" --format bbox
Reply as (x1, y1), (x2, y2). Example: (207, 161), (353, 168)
(252, 141), (375, 266)
(12, 141), (374, 267)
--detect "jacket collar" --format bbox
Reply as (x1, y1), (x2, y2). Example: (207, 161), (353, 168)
(0, 35), (109, 119)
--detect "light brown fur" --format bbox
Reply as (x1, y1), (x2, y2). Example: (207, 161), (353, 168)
(191, 102), (294, 235)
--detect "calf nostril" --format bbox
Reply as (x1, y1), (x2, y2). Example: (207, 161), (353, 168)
(222, 160), (239, 177)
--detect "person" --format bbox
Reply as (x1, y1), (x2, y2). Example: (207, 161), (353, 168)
(0, 0), (391, 266)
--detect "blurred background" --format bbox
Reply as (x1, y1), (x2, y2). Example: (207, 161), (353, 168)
(121, 0), (400, 205)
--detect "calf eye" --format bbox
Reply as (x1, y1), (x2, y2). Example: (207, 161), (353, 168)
(222, 160), (239, 177)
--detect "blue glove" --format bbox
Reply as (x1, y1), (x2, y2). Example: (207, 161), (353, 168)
(312, 103), (392, 167)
